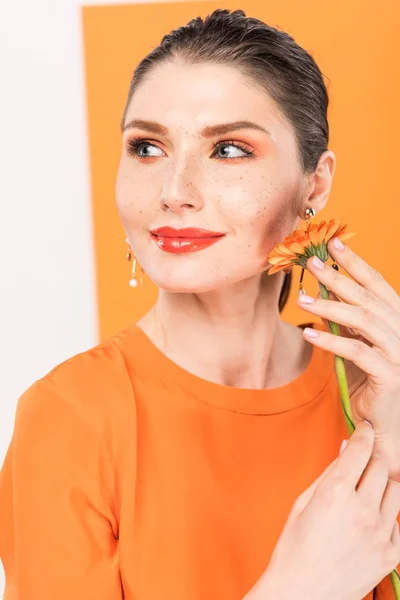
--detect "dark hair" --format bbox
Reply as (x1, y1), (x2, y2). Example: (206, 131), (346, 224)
(121, 8), (330, 311)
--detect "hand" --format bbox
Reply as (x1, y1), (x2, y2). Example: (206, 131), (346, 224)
(243, 422), (400, 600)
(296, 237), (400, 481)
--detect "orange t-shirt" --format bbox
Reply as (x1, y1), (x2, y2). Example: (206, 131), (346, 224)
(0, 321), (398, 600)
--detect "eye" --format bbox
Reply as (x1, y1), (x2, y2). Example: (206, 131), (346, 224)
(212, 140), (255, 159)
(126, 138), (164, 159)
(125, 137), (255, 160)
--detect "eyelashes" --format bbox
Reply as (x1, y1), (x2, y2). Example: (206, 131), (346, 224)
(126, 136), (256, 161)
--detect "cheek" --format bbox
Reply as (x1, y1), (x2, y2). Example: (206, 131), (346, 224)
(219, 175), (295, 233)
(115, 164), (148, 225)
(116, 163), (131, 208)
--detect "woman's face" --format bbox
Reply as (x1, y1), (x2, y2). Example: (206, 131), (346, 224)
(116, 61), (308, 292)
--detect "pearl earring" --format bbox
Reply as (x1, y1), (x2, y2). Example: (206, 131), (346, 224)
(125, 238), (144, 289)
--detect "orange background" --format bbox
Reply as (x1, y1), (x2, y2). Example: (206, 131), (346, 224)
(82, 1), (399, 342)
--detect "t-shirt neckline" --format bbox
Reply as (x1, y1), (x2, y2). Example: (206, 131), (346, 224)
(117, 322), (335, 415)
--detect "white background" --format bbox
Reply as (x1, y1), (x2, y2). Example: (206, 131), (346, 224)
(0, 0), (190, 594)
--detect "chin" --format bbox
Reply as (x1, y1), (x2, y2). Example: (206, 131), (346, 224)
(152, 275), (223, 294)
(144, 265), (230, 294)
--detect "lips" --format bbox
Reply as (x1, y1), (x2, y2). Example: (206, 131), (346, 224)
(149, 227), (226, 254)
(150, 227), (225, 238)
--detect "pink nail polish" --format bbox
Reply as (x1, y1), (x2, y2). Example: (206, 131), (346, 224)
(303, 327), (320, 338)
(312, 256), (325, 270)
(339, 440), (348, 455)
(298, 294), (315, 304)
(333, 237), (344, 251)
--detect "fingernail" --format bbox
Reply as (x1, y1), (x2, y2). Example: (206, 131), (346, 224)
(363, 420), (373, 428)
(303, 327), (320, 338)
(312, 256), (325, 270)
(339, 440), (348, 454)
(298, 294), (315, 304)
(333, 237), (344, 251)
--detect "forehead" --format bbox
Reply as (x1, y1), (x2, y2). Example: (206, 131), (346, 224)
(125, 61), (293, 137)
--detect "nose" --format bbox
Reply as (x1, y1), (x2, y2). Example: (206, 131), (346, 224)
(160, 161), (204, 213)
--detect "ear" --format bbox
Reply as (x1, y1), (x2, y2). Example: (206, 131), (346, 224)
(303, 150), (336, 214)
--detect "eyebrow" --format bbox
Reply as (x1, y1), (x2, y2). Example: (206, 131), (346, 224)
(122, 118), (271, 138)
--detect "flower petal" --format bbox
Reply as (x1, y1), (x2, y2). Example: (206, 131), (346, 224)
(317, 222), (328, 239)
(275, 244), (295, 257)
(325, 219), (342, 240)
(267, 217), (356, 274)
(338, 231), (357, 241)
(289, 242), (307, 254)
(268, 262), (291, 275)
(308, 224), (322, 246)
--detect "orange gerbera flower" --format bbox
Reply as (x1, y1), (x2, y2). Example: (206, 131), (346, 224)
(267, 218), (356, 275)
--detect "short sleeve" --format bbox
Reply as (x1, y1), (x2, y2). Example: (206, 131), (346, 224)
(0, 377), (123, 600)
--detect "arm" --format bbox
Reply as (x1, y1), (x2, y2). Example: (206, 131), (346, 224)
(0, 377), (122, 600)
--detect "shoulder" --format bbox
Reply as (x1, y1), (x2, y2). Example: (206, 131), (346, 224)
(45, 328), (132, 391)
(15, 325), (139, 438)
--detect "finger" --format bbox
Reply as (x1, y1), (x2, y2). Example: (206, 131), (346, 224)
(293, 455), (340, 514)
(301, 326), (393, 380)
(316, 290), (361, 338)
(381, 481), (400, 538)
(332, 422), (375, 488)
(317, 289), (339, 303)
(307, 254), (369, 308)
(306, 254), (400, 347)
(298, 294), (400, 358)
(327, 239), (400, 312)
(356, 454), (390, 509)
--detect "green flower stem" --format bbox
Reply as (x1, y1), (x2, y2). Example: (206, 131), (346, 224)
(318, 283), (355, 436)
(318, 281), (400, 599)
(391, 571), (400, 598)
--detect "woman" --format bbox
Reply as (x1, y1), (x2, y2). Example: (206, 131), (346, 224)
(1, 8), (399, 600)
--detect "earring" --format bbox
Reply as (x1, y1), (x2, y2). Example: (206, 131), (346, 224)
(304, 207), (316, 222)
(125, 238), (144, 289)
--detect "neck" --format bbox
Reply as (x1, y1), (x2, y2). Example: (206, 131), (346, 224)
(138, 271), (310, 389)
